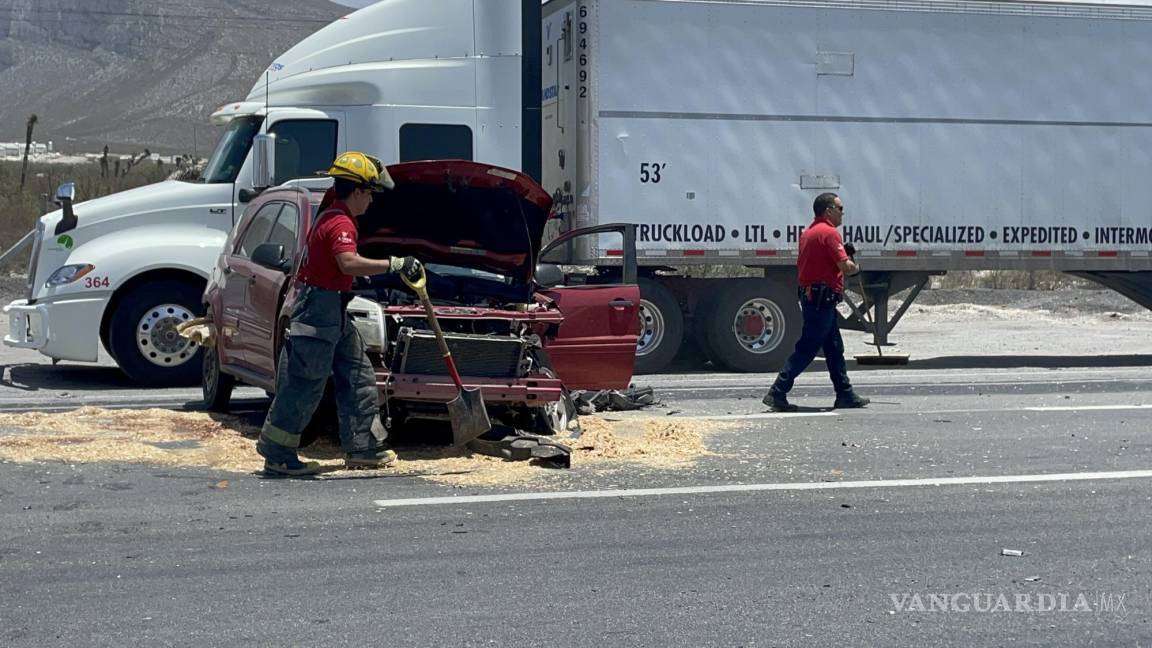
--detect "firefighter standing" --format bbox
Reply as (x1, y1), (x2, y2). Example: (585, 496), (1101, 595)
(256, 151), (422, 476)
(763, 192), (870, 412)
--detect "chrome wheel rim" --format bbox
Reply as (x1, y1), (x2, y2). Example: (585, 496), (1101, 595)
(137, 303), (197, 368)
(730, 298), (786, 354)
(636, 299), (665, 357)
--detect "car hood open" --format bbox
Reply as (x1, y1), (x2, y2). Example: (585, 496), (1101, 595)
(356, 161), (553, 287)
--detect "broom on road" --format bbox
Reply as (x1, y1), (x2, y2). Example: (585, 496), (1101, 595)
(852, 271), (910, 366)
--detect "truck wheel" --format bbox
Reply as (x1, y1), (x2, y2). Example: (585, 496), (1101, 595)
(634, 278), (684, 374)
(700, 280), (800, 373)
(108, 281), (204, 386)
(202, 344), (235, 412)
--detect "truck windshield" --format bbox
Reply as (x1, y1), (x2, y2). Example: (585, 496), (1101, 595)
(200, 115), (264, 184)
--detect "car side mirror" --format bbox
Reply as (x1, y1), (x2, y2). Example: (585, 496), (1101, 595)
(534, 262), (564, 287)
(252, 242), (290, 272)
(251, 133), (277, 189)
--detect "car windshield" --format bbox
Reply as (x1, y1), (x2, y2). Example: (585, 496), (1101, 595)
(200, 115), (264, 184)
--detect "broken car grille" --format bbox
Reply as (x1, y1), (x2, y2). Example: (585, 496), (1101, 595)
(396, 329), (525, 378)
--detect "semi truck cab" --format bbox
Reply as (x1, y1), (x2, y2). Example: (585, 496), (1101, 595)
(3, 0), (535, 384)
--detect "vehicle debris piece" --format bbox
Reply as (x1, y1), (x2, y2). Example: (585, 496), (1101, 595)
(573, 386), (658, 415)
(465, 425), (572, 469)
(176, 317), (216, 347)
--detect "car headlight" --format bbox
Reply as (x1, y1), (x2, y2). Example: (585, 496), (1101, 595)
(45, 264), (95, 286)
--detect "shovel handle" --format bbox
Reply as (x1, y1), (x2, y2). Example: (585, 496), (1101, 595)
(404, 265), (467, 390)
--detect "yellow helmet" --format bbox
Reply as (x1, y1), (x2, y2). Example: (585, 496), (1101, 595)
(326, 151), (394, 191)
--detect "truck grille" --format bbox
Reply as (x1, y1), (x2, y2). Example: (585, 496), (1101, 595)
(396, 329), (525, 378)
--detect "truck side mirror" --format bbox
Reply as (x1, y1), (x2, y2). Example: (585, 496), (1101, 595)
(53, 182), (78, 235)
(55, 182), (76, 204)
(251, 242), (290, 272)
(251, 133), (277, 189)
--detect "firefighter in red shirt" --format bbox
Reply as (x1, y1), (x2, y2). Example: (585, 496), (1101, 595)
(256, 151), (421, 476)
(764, 192), (870, 412)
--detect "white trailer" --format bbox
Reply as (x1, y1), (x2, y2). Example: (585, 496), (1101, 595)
(540, 0), (1152, 371)
(7, 0), (1152, 381)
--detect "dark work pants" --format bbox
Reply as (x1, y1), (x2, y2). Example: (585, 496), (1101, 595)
(770, 297), (853, 396)
(259, 285), (384, 454)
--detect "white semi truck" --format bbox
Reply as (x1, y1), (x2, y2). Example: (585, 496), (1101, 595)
(7, 0), (1152, 383)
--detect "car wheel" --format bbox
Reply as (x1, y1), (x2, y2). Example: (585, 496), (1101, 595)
(202, 343), (235, 412)
(530, 368), (575, 435)
(699, 279), (800, 373)
(108, 281), (204, 386)
(633, 278), (684, 375)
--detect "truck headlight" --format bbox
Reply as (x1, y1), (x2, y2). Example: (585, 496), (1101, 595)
(45, 264), (95, 286)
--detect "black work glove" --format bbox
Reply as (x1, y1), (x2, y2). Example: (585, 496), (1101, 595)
(843, 243), (856, 259)
(389, 256), (422, 282)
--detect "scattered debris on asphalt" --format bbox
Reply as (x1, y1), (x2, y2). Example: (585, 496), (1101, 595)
(573, 385), (657, 415)
(0, 407), (720, 486)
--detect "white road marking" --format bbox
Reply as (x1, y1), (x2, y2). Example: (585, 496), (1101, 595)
(373, 469), (1152, 508)
(1025, 404), (1152, 412)
(656, 377), (1151, 393)
(652, 403), (1152, 421)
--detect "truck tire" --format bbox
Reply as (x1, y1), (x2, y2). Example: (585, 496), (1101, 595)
(699, 279), (800, 373)
(108, 281), (205, 386)
(201, 344), (235, 412)
(634, 277), (684, 374)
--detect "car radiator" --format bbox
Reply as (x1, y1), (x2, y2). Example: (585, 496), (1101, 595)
(396, 328), (526, 378)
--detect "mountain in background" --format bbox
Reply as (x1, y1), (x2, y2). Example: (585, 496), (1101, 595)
(0, 0), (348, 155)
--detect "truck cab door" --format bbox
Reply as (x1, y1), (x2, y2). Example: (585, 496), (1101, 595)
(536, 224), (640, 390)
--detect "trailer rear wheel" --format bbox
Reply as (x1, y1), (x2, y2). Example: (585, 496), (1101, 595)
(700, 280), (799, 373)
(634, 278), (683, 374)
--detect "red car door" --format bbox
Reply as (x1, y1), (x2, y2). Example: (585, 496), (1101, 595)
(226, 201), (286, 370)
(537, 225), (640, 390)
(244, 198), (306, 378)
(216, 198), (279, 368)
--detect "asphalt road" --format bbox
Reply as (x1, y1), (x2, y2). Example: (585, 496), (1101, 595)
(1, 346), (1151, 646)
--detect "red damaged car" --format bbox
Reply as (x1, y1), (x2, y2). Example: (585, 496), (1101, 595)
(201, 160), (640, 437)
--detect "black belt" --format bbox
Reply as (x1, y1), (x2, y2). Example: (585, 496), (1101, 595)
(799, 283), (842, 304)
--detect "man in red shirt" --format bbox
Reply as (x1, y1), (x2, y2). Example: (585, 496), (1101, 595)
(256, 151), (422, 476)
(764, 192), (869, 412)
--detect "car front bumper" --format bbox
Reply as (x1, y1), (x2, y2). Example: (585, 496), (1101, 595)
(381, 373), (564, 406)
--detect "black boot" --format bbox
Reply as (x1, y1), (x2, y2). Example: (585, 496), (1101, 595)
(762, 388), (798, 413)
(833, 392), (870, 409)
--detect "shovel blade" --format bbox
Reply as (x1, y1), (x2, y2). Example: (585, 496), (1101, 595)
(447, 386), (491, 446)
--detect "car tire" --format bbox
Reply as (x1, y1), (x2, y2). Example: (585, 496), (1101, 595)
(699, 279), (800, 373)
(633, 278), (684, 375)
(530, 368), (575, 435)
(108, 281), (205, 386)
(202, 343), (235, 412)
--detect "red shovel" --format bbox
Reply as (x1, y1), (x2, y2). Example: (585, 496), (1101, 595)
(401, 265), (492, 444)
